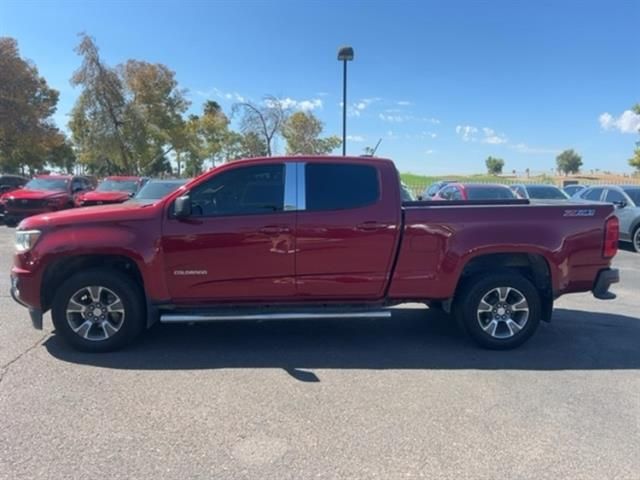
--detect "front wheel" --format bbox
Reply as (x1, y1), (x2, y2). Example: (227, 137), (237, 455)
(454, 272), (541, 350)
(632, 226), (640, 253)
(51, 269), (145, 352)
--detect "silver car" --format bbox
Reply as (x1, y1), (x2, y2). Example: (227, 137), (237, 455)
(573, 185), (640, 252)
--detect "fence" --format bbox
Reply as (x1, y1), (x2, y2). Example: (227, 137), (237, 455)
(401, 175), (640, 199)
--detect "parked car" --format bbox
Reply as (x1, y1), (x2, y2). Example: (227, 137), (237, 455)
(400, 181), (415, 202)
(511, 184), (570, 200)
(0, 174), (28, 194)
(3, 175), (93, 227)
(0, 175), (29, 222)
(75, 176), (147, 207)
(129, 178), (189, 204)
(420, 180), (455, 200)
(11, 156), (619, 352)
(433, 183), (517, 201)
(573, 184), (640, 252)
(563, 184), (586, 197)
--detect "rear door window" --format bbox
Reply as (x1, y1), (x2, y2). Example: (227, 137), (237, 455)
(583, 188), (604, 201)
(305, 163), (379, 211)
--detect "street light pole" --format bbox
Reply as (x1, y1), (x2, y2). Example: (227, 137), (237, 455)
(337, 46), (354, 157)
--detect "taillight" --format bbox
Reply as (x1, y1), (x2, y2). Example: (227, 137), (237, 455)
(603, 216), (619, 258)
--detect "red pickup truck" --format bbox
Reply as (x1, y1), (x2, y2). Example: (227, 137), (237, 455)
(11, 156), (619, 352)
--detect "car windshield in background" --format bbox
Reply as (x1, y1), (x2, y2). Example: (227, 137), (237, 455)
(25, 177), (68, 191)
(622, 188), (640, 205)
(466, 187), (515, 200)
(526, 186), (568, 199)
(97, 180), (138, 193)
(134, 180), (187, 200)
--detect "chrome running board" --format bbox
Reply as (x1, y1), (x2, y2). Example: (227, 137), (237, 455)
(160, 310), (392, 323)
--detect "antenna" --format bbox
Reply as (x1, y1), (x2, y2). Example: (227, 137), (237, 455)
(371, 138), (382, 156)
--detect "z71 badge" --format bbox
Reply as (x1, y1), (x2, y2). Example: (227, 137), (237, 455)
(563, 209), (596, 217)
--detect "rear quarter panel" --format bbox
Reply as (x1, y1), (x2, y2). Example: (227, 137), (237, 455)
(388, 202), (614, 300)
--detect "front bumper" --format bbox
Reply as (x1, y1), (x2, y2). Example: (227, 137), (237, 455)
(10, 276), (43, 329)
(592, 268), (619, 300)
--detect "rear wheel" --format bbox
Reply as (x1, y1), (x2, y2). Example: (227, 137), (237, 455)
(454, 272), (541, 349)
(51, 269), (145, 352)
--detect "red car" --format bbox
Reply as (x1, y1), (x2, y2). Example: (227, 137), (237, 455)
(432, 183), (516, 201)
(75, 176), (147, 207)
(3, 175), (93, 226)
(11, 156), (619, 352)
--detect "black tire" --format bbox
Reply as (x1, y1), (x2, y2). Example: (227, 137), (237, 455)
(51, 268), (145, 352)
(454, 271), (541, 350)
(632, 226), (640, 253)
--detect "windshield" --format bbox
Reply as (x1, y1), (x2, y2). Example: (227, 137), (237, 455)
(134, 180), (187, 200)
(526, 186), (569, 199)
(622, 188), (640, 205)
(97, 179), (138, 193)
(467, 186), (515, 200)
(25, 177), (68, 191)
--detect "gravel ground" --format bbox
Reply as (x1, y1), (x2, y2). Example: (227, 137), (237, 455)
(0, 227), (638, 480)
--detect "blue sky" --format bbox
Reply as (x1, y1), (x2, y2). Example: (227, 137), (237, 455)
(1, 0), (639, 174)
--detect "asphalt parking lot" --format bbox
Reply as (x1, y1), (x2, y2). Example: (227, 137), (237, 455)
(0, 227), (638, 480)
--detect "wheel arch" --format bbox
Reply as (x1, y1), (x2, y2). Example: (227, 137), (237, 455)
(455, 252), (554, 322)
(41, 254), (145, 313)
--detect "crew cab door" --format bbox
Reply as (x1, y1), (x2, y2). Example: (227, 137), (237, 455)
(161, 162), (296, 302)
(295, 162), (401, 300)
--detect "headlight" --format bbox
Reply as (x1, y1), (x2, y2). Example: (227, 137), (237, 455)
(15, 230), (41, 253)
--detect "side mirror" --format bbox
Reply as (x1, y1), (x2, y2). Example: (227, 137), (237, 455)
(613, 200), (627, 209)
(174, 195), (191, 218)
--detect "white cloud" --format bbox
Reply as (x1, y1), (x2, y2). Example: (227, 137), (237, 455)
(267, 97), (323, 112)
(195, 87), (245, 103)
(345, 97), (380, 117)
(599, 110), (640, 134)
(379, 113), (440, 124)
(482, 127), (508, 144)
(425, 149), (435, 155)
(456, 125), (507, 144)
(397, 100), (412, 106)
(456, 125), (479, 141)
(379, 113), (409, 123)
(347, 135), (365, 142)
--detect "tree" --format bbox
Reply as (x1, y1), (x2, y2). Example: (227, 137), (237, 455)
(233, 96), (288, 156)
(485, 156), (505, 175)
(556, 149), (583, 175)
(70, 34), (190, 175)
(629, 148), (640, 171)
(281, 111), (341, 155)
(629, 104), (640, 172)
(46, 137), (77, 173)
(0, 37), (64, 173)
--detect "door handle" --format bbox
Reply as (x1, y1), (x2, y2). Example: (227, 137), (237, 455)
(259, 225), (290, 235)
(356, 221), (386, 231)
